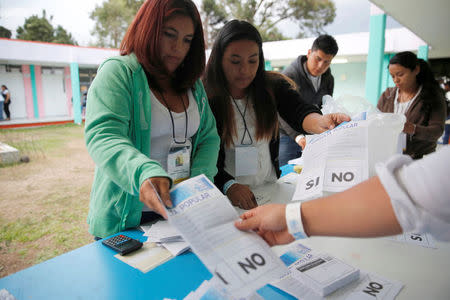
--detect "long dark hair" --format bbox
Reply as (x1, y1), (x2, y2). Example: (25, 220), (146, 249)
(204, 20), (277, 147)
(120, 0), (205, 93)
(389, 51), (443, 124)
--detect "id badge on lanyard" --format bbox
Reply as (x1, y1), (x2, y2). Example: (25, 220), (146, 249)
(398, 132), (407, 153)
(167, 139), (191, 184)
(235, 145), (258, 176)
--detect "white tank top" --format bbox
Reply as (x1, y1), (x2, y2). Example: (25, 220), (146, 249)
(224, 97), (277, 187)
(149, 89), (200, 171)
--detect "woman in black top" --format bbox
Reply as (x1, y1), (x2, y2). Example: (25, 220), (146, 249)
(203, 20), (349, 210)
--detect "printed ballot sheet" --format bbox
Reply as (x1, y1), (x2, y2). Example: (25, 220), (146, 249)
(293, 120), (368, 201)
(386, 232), (437, 249)
(271, 270), (403, 300)
(162, 175), (288, 297)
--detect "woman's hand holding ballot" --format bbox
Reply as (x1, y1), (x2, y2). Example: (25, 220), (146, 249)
(302, 112), (351, 134)
(296, 112), (350, 149)
(140, 177), (172, 219)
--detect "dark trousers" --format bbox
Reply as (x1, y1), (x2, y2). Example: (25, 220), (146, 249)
(278, 132), (303, 166)
(443, 117), (450, 144)
(3, 101), (10, 119)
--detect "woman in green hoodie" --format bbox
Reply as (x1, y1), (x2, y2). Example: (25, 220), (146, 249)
(84, 0), (220, 238)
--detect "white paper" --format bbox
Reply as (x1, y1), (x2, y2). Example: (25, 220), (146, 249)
(160, 240), (190, 256)
(144, 220), (183, 243)
(163, 175), (288, 297)
(288, 157), (304, 166)
(329, 270), (403, 300)
(386, 232), (437, 249)
(113, 242), (173, 273)
(270, 273), (323, 300)
(292, 121), (368, 201)
(184, 277), (264, 300)
(277, 242), (359, 297)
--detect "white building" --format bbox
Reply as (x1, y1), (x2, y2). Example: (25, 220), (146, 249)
(0, 26), (428, 125)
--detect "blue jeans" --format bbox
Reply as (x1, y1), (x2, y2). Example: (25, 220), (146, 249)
(443, 116), (450, 144)
(278, 133), (302, 166)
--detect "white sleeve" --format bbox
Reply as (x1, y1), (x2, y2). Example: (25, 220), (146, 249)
(375, 146), (450, 241)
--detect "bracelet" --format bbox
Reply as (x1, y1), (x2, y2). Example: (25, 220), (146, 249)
(223, 179), (237, 195)
(285, 202), (308, 239)
(295, 135), (305, 144)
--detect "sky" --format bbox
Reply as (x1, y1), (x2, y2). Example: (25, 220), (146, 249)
(0, 0), (401, 47)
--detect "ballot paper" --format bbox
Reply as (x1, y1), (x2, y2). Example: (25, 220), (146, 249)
(271, 270), (403, 300)
(0, 289), (17, 300)
(159, 175), (288, 297)
(160, 240), (190, 256)
(329, 270), (403, 300)
(386, 232), (437, 249)
(144, 220), (184, 243)
(184, 278), (264, 300)
(292, 120), (368, 201)
(278, 242), (359, 297)
(114, 242), (173, 273)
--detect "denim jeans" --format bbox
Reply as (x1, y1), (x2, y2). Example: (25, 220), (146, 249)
(443, 116), (450, 144)
(278, 132), (302, 166)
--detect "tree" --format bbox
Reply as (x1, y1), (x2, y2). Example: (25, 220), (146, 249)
(201, 0), (336, 45)
(90, 0), (144, 48)
(53, 25), (77, 45)
(16, 10), (77, 45)
(0, 26), (12, 39)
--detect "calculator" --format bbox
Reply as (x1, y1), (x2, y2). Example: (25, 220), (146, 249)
(102, 234), (143, 255)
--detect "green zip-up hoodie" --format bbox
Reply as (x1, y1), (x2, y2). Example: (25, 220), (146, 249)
(85, 54), (220, 238)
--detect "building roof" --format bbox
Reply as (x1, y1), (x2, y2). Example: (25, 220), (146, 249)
(0, 27), (426, 68)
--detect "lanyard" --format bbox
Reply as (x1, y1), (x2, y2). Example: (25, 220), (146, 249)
(159, 92), (188, 144)
(231, 96), (253, 145)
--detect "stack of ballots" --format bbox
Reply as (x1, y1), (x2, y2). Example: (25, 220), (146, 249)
(141, 220), (190, 256)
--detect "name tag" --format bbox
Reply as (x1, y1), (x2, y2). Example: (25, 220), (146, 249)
(235, 145), (258, 176)
(167, 140), (191, 184)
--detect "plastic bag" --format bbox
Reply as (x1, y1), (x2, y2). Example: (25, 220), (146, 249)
(321, 94), (379, 118)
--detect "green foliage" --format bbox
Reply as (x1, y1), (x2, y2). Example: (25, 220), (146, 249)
(53, 25), (77, 45)
(89, 0), (144, 48)
(201, 0), (336, 44)
(16, 10), (77, 45)
(0, 26), (12, 39)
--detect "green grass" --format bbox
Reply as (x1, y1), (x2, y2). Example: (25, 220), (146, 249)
(0, 124), (85, 167)
(0, 124), (93, 277)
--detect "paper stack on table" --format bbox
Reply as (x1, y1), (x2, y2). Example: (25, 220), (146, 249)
(142, 220), (190, 256)
(274, 242), (360, 297)
(114, 242), (173, 273)
(268, 242), (403, 299)
(144, 220), (183, 242)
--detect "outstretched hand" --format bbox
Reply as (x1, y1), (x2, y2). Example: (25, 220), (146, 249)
(235, 204), (294, 246)
(139, 177), (172, 219)
(317, 113), (351, 132)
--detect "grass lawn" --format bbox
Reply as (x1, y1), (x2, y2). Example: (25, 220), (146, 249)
(0, 124), (94, 277)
